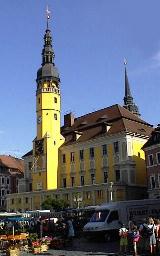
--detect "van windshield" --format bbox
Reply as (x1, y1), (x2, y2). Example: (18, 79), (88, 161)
(90, 210), (110, 222)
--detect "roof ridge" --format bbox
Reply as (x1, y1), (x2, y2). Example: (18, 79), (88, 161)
(117, 105), (152, 127)
(75, 104), (118, 120)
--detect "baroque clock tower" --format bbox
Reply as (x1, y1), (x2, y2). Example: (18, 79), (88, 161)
(32, 12), (64, 191)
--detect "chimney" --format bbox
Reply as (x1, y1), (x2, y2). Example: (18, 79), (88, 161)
(64, 113), (75, 127)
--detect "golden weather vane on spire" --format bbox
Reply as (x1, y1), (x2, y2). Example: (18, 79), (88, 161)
(46, 5), (51, 29)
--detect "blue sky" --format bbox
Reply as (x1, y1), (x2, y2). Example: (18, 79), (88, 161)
(0, 0), (160, 157)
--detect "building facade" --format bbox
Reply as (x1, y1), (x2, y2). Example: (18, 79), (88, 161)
(142, 126), (160, 199)
(6, 16), (153, 211)
(0, 155), (24, 210)
(18, 151), (32, 193)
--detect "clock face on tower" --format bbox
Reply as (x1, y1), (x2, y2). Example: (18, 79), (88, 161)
(35, 139), (44, 155)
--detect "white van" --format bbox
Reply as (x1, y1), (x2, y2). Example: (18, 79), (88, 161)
(83, 199), (160, 241)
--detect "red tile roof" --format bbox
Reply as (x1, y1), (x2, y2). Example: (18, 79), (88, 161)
(0, 155), (24, 173)
(61, 104), (153, 145)
(142, 126), (160, 149)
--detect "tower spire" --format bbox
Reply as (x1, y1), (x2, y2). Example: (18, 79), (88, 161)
(123, 60), (141, 117)
(36, 7), (60, 85)
(46, 5), (51, 30)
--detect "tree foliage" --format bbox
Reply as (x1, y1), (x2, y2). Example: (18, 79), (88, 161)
(41, 197), (69, 211)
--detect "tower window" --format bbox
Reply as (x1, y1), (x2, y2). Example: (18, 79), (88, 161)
(38, 98), (40, 104)
(54, 114), (57, 120)
(54, 97), (57, 103)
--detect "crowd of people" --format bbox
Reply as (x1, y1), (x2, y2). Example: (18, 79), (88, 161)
(119, 216), (160, 256)
(24, 215), (78, 242)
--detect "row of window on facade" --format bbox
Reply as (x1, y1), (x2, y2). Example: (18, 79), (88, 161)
(62, 142), (120, 163)
(0, 199), (5, 207)
(148, 153), (160, 166)
(38, 113), (58, 123)
(0, 189), (10, 196)
(38, 96), (58, 120)
(38, 96), (58, 104)
(0, 177), (10, 185)
(10, 190), (106, 208)
(61, 169), (125, 187)
(149, 174), (160, 189)
(11, 197), (29, 205)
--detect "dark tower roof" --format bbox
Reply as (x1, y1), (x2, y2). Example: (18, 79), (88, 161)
(123, 63), (140, 117)
(36, 17), (60, 85)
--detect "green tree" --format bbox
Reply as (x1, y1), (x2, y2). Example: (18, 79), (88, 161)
(41, 197), (69, 211)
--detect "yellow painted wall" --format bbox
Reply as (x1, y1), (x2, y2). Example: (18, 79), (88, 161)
(108, 144), (114, 182)
(132, 139), (147, 185)
(32, 81), (63, 191)
(95, 147), (102, 184)
(58, 143), (114, 188)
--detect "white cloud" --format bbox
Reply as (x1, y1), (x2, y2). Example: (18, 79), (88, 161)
(130, 49), (160, 76)
(152, 50), (160, 68)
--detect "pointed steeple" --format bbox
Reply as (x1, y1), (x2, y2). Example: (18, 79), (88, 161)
(42, 28), (55, 65)
(36, 7), (60, 86)
(123, 60), (140, 117)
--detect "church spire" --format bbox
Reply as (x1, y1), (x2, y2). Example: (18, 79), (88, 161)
(42, 6), (55, 66)
(123, 60), (140, 117)
(36, 7), (60, 85)
(46, 5), (51, 30)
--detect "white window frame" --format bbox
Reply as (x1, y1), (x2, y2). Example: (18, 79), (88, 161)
(158, 175), (160, 188)
(156, 152), (160, 165)
(150, 175), (156, 189)
(148, 154), (154, 166)
(114, 141), (119, 154)
(102, 144), (107, 156)
(70, 152), (75, 162)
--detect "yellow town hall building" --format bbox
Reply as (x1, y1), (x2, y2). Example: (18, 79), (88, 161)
(7, 16), (153, 211)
